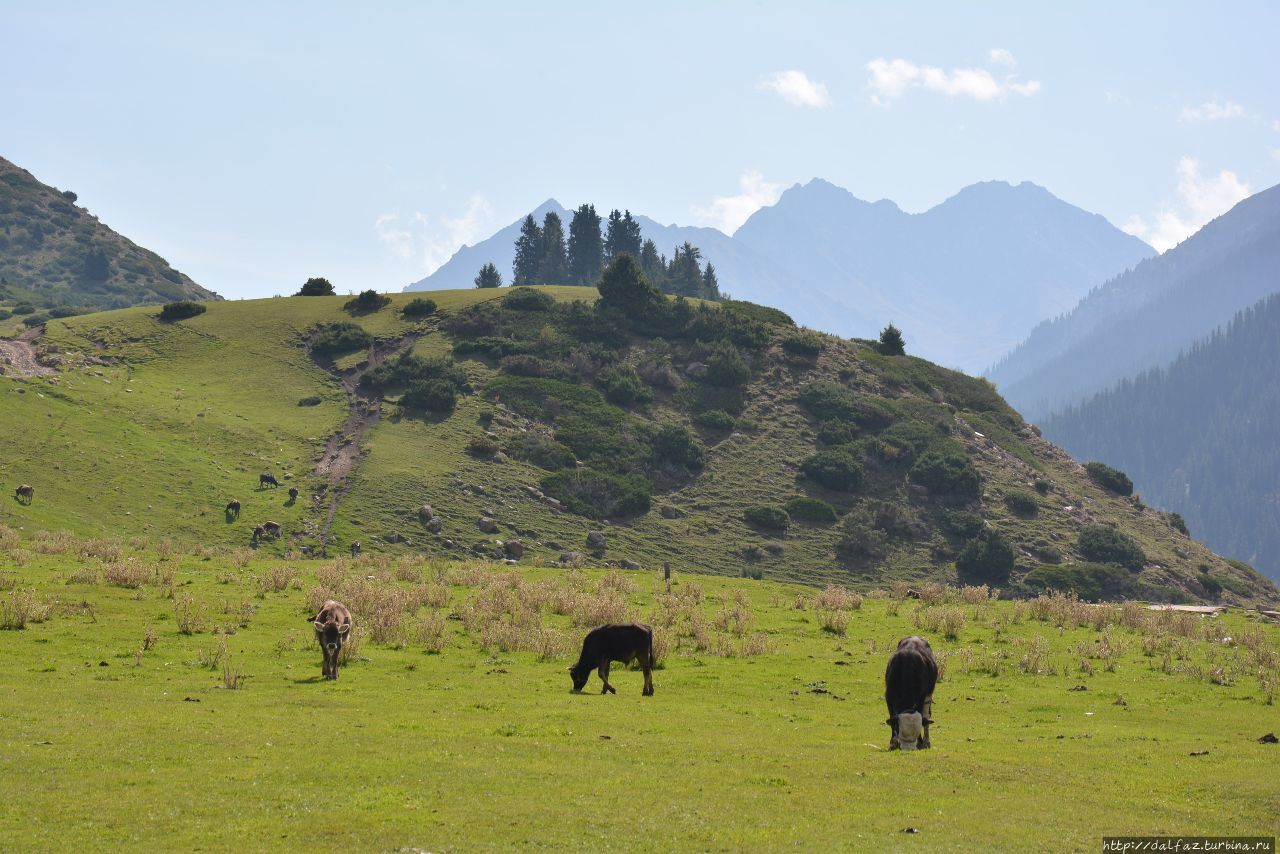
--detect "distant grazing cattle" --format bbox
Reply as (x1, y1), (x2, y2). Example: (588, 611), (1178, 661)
(251, 525), (265, 543)
(225, 499), (241, 517)
(311, 599), (353, 680)
(288, 487), (299, 502)
(569, 623), (655, 696)
(260, 473), (280, 489)
(350, 541), (361, 558)
(262, 520), (282, 539)
(15, 484), (34, 504)
(885, 636), (938, 751)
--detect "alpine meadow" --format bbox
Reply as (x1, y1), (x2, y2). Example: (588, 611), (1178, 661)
(3, 3), (1280, 851)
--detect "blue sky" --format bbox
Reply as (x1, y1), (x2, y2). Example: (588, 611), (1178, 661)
(4, 1), (1279, 299)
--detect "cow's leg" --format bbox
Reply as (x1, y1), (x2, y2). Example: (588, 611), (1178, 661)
(922, 695), (934, 748)
(599, 660), (615, 694)
(331, 653), (339, 681)
(321, 651), (330, 679)
(641, 652), (654, 696)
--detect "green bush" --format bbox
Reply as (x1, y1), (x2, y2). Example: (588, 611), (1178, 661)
(783, 496), (837, 523)
(798, 382), (897, 429)
(402, 297), (437, 318)
(311, 322), (372, 355)
(1033, 479), (1051, 495)
(782, 331), (823, 357)
(801, 447), (865, 492)
(1003, 491), (1039, 517)
(157, 301), (207, 321)
(1197, 570), (1223, 601)
(694, 409), (735, 431)
(296, 277), (335, 296)
(599, 365), (652, 406)
(22, 313), (50, 327)
(540, 468), (651, 519)
(400, 379), (458, 414)
(344, 290), (391, 313)
(955, 529), (1015, 585)
(817, 420), (859, 446)
(645, 423), (705, 473)
(503, 287), (555, 311)
(1023, 562), (1137, 602)
(909, 451), (980, 497)
(1077, 525), (1145, 571)
(510, 433), (577, 470)
(360, 352), (468, 394)
(0, 309), (11, 320)
(703, 340), (750, 388)
(297, 396), (323, 407)
(1166, 512), (1189, 536)
(1084, 461), (1134, 496)
(870, 421), (942, 466)
(466, 436), (501, 458)
(11, 302), (36, 315)
(744, 505), (790, 531)
(835, 511), (887, 562)
(942, 510), (985, 539)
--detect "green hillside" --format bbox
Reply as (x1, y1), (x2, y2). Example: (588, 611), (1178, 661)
(0, 284), (1274, 605)
(0, 156), (216, 322)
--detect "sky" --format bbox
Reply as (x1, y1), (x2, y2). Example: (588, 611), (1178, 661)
(4, 1), (1279, 299)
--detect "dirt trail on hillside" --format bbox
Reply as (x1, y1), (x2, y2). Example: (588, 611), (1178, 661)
(311, 330), (424, 555)
(0, 328), (54, 378)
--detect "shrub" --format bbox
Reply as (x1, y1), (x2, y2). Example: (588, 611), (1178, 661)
(1084, 461), (1134, 496)
(877, 323), (906, 356)
(798, 382), (897, 430)
(401, 379), (458, 414)
(1166, 512), (1189, 536)
(835, 511), (887, 562)
(22, 313), (50, 327)
(782, 331), (823, 357)
(402, 297), (437, 318)
(11, 303), (36, 315)
(744, 505), (790, 531)
(1197, 570), (1223, 600)
(703, 340), (750, 388)
(361, 352), (469, 394)
(694, 409), (735, 431)
(503, 287), (555, 311)
(646, 423), (705, 474)
(599, 365), (652, 406)
(1077, 525), (1145, 571)
(540, 468), (651, 519)
(297, 277), (335, 296)
(0, 309), (10, 321)
(1024, 562), (1137, 602)
(467, 436), (500, 458)
(510, 433), (576, 470)
(817, 420), (859, 446)
(783, 496), (838, 523)
(157, 301), (207, 321)
(297, 396), (323, 407)
(344, 289), (391, 313)
(1033, 479), (1051, 495)
(909, 451), (980, 497)
(940, 511), (982, 539)
(1004, 491), (1039, 517)
(955, 529), (1015, 586)
(311, 322), (372, 355)
(801, 447), (865, 492)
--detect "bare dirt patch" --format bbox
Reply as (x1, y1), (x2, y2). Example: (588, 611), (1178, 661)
(0, 328), (55, 379)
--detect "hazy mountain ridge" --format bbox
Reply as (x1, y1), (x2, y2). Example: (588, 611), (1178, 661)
(988, 183), (1280, 420)
(0, 156), (217, 311)
(1043, 292), (1280, 581)
(408, 178), (1153, 373)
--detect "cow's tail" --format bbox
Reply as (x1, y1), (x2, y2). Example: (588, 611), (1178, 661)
(646, 624), (656, 667)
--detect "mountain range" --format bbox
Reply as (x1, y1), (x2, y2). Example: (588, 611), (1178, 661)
(407, 179), (1154, 374)
(0, 156), (216, 312)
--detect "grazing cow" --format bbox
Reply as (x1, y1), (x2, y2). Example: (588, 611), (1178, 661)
(15, 484), (34, 504)
(311, 600), (353, 680)
(261, 520), (282, 539)
(251, 524), (265, 544)
(569, 623), (655, 696)
(225, 499), (241, 518)
(260, 473), (280, 489)
(885, 636), (938, 751)
(350, 540), (361, 558)
(288, 487), (299, 502)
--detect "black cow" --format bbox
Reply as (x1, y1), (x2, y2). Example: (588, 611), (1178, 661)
(885, 636), (937, 750)
(287, 487), (299, 502)
(569, 623), (655, 696)
(260, 473), (280, 489)
(15, 484), (34, 504)
(311, 600), (353, 680)
(350, 540), (361, 558)
(225, 499), (241, 518)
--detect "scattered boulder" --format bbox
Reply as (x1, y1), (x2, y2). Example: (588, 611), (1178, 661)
(493, 452), (508, 463)
(418, 505), (434, 522)
(620, 558), (640, 570)
(525, 486), (544, 499)
(477, 517), (499, 533)
(545, 498), (563, 511)
(384, 531), (407, 544)
(586, 530), (606, 550)
(426, 518), (443, 535)
(559, 551), (585, 567)
(660, 505), (684, 519)
(503, 539), (524, 560)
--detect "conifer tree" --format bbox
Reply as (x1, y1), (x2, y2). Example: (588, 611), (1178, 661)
(512, 215), (543, 285)
(474, 262), (503, 288)
(597, 254), (662, 314)
(536, 211), (569, 283)
(701, 263), (720, 300)
(638, 239), (667, 290)
(605, 209), (643, 262)
(878, 323), (906, 356)
(567, 204), (604, 285)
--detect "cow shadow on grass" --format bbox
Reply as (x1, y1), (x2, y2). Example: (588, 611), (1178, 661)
(291, 675), (328, 685)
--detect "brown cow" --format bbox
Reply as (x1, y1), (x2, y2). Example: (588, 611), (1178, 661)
(15, 484), (34, 504)
(569, 623), (655, 696)
(261, 520), (282, 538)
(225, 499), (241, 518)
(311, 600), (353, 680)
(885, 636), (938, 751)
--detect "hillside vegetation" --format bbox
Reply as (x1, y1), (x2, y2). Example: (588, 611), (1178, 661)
(0, 156), (216, 322)
(0, 281), (1274, 605)
(1045, 293), (1280, 581)
(0, 537), (1277, 849)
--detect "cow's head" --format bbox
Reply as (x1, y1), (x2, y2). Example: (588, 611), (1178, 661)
(568, 662), (591, 693)
(314, 619), (351, 654)
(888, 711), (928, 750)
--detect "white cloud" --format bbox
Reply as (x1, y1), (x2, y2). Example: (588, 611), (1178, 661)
(866, 53), (1041, 106)
(373, 194), (494, 274)
(988, 48), (1016, 68)
(1180, 99), (1252, 122)
(1272, 119), (1280, 132)
(691, 171), (783, 235)
(1121, 157), (1251, 252)
(759, 70), (831, 109)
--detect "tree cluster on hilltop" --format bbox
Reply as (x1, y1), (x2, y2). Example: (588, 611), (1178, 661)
(502, 204), (719, 299)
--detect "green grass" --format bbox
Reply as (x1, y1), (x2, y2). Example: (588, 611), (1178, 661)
(1, 537), (1277, 849)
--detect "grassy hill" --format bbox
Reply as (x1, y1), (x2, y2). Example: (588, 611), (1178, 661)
(0, 156), (216, 324)
(0, 285), (1274, 605)
(1, 537), (1277, 849)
